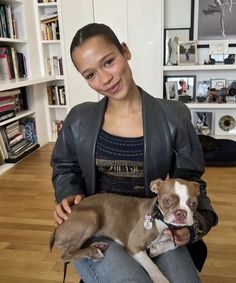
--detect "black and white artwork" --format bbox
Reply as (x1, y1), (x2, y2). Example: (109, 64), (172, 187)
(193, 111), (214, 134)
(197, 0), (236, 40)
(164, 28), (190, 65)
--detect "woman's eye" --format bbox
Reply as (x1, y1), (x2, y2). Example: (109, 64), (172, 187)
(105, 58), (114, 67)
(85, 73), (95, 80)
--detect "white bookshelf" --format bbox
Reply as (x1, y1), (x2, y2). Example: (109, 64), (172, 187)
(33, 0), (70, 142)
(163, 0), (236, 140)
(0, 0), (52, 174)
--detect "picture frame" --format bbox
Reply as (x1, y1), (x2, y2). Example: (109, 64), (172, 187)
(193, 111), (214, 134)
(194, 0), (236, 42)
(165, 81), (179, 100)
(210, 78), (227, 90)
(164, 75), (196, 102)
(164, 28), (191, 65)
(177, 40), (197, 65)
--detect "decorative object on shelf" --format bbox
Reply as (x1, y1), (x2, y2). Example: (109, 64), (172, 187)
(224, 53), (235, 64)
(193, 111), (214, 134)
(215, 110), (236, 135)
(195, 0), (236, 41)
(164, 75), (196, 102)
(177, 40), (197, 65)
(165, 81), (178, 100)
(164, 28), (191, 65)
(207, 87), (228, 103)
(219, 115), (236, 131)
(210, 78), (227, 90)
(196, 80), (209, 102)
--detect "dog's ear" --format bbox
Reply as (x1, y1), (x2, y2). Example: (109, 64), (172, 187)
(150, 178), (163, 194)
(191, 181), (200, 196)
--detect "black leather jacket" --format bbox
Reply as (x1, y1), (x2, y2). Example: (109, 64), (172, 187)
(51, 87), (217, 223)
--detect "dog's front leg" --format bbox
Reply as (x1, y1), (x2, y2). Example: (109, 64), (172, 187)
(132, 251), (169, 283)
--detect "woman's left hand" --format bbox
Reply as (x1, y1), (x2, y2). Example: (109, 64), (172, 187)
(163, 227), (190, 246)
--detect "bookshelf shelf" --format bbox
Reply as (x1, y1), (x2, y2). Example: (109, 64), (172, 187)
(0, 110), (35, 127)
(41, 40), (61, 44)
(0, 76), (55, 91)
(37, 3), (57, 7)
(0, 37), (27, 43)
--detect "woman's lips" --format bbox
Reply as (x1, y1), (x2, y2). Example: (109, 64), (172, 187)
(105, 81), (120, 94)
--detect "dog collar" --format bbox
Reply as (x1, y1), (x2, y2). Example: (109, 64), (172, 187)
(144, 203), (177, 247)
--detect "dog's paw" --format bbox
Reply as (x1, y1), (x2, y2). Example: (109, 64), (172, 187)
(91, 241), (109, 251)
(148, 245), (161, 258)
(91, 248), (105, 262)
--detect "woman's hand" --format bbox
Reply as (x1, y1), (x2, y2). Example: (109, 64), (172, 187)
(163, 227), (190, 246)
(53, 194), (85, 226)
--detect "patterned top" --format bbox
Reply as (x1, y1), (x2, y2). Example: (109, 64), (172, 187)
(95, 129), (145, 197)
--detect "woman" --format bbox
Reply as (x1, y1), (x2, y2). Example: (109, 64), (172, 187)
(51, 23), (218, 283)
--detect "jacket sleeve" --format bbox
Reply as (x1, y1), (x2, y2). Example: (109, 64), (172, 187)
(50, 111), (86, 204)
(167, 102), (218, 236)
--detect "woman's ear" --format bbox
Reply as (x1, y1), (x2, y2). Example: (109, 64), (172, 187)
(121, 42), (131, 60)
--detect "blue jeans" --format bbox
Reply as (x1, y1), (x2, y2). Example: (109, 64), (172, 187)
(73, 237), (201, 283)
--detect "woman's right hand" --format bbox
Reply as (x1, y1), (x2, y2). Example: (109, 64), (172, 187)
(53, 194), (84, 226)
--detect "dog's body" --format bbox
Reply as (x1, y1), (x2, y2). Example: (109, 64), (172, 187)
(50, 178), (199, 283)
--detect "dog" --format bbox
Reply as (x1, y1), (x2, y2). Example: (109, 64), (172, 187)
(50, 178), (199, 283)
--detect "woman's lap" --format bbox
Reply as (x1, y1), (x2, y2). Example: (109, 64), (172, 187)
(73, 237), (201, 283)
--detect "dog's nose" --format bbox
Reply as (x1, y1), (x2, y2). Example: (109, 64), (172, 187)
(174, 209), (187, 221)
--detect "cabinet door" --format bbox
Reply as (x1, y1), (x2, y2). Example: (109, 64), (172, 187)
(127, 0), (163, 97)
(94, 0), (128, 43)
(59, 0), (97, 107)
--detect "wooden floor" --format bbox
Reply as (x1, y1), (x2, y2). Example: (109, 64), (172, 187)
(0, 143), (235, 283)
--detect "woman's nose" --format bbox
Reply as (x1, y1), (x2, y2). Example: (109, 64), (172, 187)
(100, 70), (112, 84)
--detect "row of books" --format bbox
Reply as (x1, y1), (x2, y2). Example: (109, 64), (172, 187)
(46, 55), (63, 76)
(52, 120), (63, 140)
(0, 46), (27, 81)
(0, 3), (18, 39)
(0, 88), (28, 123)
(40, 12), (60, 40)
(0, 117), (39, 164)
(47, 85), (66, 105)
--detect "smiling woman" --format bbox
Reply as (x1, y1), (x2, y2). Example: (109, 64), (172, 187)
(50, 23), (218, 283)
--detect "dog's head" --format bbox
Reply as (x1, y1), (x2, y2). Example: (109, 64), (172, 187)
(150, 178), (200, 226)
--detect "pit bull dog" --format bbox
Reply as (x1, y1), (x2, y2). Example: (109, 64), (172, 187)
(50, 178), (200, 283)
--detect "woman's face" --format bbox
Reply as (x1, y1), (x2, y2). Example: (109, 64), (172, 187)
(71, 36), (134, 100)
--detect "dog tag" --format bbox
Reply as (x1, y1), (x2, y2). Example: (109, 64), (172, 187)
(144, 214), (153, 230)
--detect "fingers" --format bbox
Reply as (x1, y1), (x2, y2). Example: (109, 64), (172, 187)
(53, 194), (84, 226)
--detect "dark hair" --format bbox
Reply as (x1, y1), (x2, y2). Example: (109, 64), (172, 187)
(70, 23), (123, 61)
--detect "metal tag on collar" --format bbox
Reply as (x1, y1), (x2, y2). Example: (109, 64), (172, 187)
(144, 214), (153, 230)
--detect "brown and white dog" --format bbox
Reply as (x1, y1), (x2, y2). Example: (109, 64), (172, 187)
(50, 178), (199, 283)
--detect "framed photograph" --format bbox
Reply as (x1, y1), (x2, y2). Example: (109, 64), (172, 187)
(194, 0), (236, 41)
(210, 78), (227, 90)
(165, 81), (179, 100)
(177, 40), (197, 65)
(164, 28), (190, 65)
(193, 111), (214, 134)
(164, 75), (196, 102)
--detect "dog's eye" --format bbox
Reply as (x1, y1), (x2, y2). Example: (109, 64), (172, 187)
(188, 198), (198, 210)
(162, 197), (172, 208)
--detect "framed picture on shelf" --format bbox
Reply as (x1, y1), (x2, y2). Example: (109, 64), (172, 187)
(165, 81), (179, 100)
(164, 75), (196, 102)
(177, 40), (197, 65)
(164, 28), (190, 65)
(210, 78), (227, 90)
(193, 111), (214, 134)
(194, 0), (236, 41)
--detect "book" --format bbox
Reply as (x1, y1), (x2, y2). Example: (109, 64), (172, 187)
(0, 109), (15, 122)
